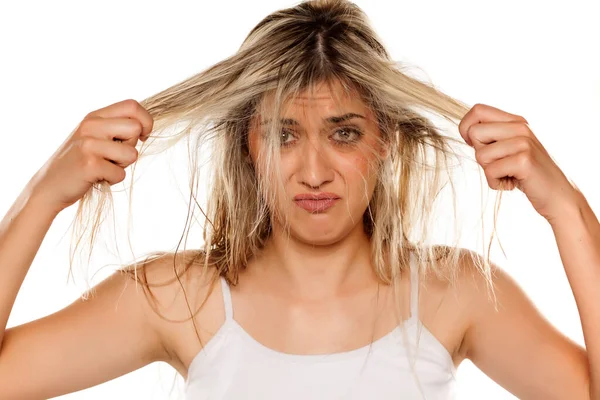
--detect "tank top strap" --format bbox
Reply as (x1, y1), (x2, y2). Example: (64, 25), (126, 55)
(220, 276), (234, 319)
(409, 252), (419, 319)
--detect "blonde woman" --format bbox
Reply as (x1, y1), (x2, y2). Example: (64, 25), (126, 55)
(0, 0), (596, 399)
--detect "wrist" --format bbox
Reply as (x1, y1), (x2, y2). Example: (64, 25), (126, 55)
(23, 182), (63, 220)
(548, 189), (589, 231)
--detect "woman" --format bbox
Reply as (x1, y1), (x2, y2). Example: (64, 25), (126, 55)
(0, 0), (595, 399)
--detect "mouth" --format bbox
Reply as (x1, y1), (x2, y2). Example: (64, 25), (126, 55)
(293, 193), (340, 213)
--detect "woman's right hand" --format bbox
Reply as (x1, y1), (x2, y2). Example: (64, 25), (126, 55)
(29, 99), (154, 214)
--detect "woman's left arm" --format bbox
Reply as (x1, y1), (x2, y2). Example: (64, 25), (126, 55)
(551, 189), (600, 398)
(457, 103), (599, 399)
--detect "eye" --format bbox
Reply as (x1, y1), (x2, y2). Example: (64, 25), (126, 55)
(280, 128), (297, 146)
(331, 127), (363, 144)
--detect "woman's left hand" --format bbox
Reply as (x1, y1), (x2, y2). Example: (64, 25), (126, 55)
(458, 103), (581, 223)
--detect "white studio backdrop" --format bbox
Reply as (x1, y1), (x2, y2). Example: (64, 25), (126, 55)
(1, 0), (598, 399)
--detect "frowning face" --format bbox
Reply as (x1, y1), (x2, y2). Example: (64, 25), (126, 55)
(248, 80), (387, 246)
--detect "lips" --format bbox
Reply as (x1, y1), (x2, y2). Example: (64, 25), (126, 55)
(293, 193), (340, 213)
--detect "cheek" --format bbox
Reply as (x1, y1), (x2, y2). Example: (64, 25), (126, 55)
(278, 153), (296, 178)
(344, 153), (376, 182)
(247, 127), (259, 163)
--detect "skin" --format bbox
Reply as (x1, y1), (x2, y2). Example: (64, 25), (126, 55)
(0, 84), (589, 399)
(246, 80), (386, 297)
(229, 80), (421, 355)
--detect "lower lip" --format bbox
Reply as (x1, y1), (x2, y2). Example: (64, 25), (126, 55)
(294, 198), (339, 213)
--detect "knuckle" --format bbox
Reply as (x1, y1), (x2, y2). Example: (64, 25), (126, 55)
(466, 125), (478, 143)
(517, 121), (531, 135)
(466, 124), (476, 138)
(127, 147), (139, 162)
(474, 150), (485, 165)
(77, 117), (96, 136)
(115, 168), (127, 183)
(83, 110), (96, 119)
(129, 118), (144, 135)
(517, 137), (533, 152)
(78, 137), (96, 154)
(147, 114), (154, 132)
(516, 152), (531, 168)
(122, 98), (140, 113)
(471, 103), (484, 113)
(82, 154), (100, 172)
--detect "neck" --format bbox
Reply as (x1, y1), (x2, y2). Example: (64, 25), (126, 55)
(249, 222), (378, 300)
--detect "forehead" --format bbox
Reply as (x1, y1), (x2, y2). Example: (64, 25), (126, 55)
(260, 80), (373, 120)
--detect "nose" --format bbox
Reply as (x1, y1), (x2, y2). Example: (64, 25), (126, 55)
(297, 137), (334, 189)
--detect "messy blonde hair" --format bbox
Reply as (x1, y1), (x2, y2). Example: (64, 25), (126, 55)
(71, 0), (504, 394)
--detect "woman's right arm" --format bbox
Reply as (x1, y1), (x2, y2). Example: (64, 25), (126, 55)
(0, 99), (172, 399)
(0, 189), (172, 399)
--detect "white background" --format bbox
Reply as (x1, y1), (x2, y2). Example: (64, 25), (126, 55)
(1, 0), (599, 399)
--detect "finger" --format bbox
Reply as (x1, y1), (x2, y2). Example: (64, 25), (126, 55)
(83, 137), (138, 168)
(475, 136), (533, 166)
(458, 103), (527, 146)
(468, 122), (533, 151)
(97, 158), (128, 186)
(484, 151), (531, 190)
(86, 99), (154, 140)
(79, 117), (143, 146)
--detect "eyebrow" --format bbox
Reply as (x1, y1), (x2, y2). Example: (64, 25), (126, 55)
(260, 113), (366, 126)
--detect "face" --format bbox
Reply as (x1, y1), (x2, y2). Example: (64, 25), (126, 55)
(247, 80), (387, 246)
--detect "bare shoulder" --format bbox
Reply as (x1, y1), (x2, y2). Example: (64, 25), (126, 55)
(121, 249), (224, 377)
(415, 246), (502, 366)
(419, 245), (500, 305)
(434, 248), (589, 398)
(0, 249), (221, 399)
(438, 246), (520, 321)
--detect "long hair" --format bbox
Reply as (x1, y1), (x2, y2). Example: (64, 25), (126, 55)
(71, 0), (502, 394)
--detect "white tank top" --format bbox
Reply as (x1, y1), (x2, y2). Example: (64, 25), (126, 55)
(184, 255), (457, 399)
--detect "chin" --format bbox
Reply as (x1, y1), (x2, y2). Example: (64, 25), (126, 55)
(293, 231), (343, 246)
(288, 217), (351, 246)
